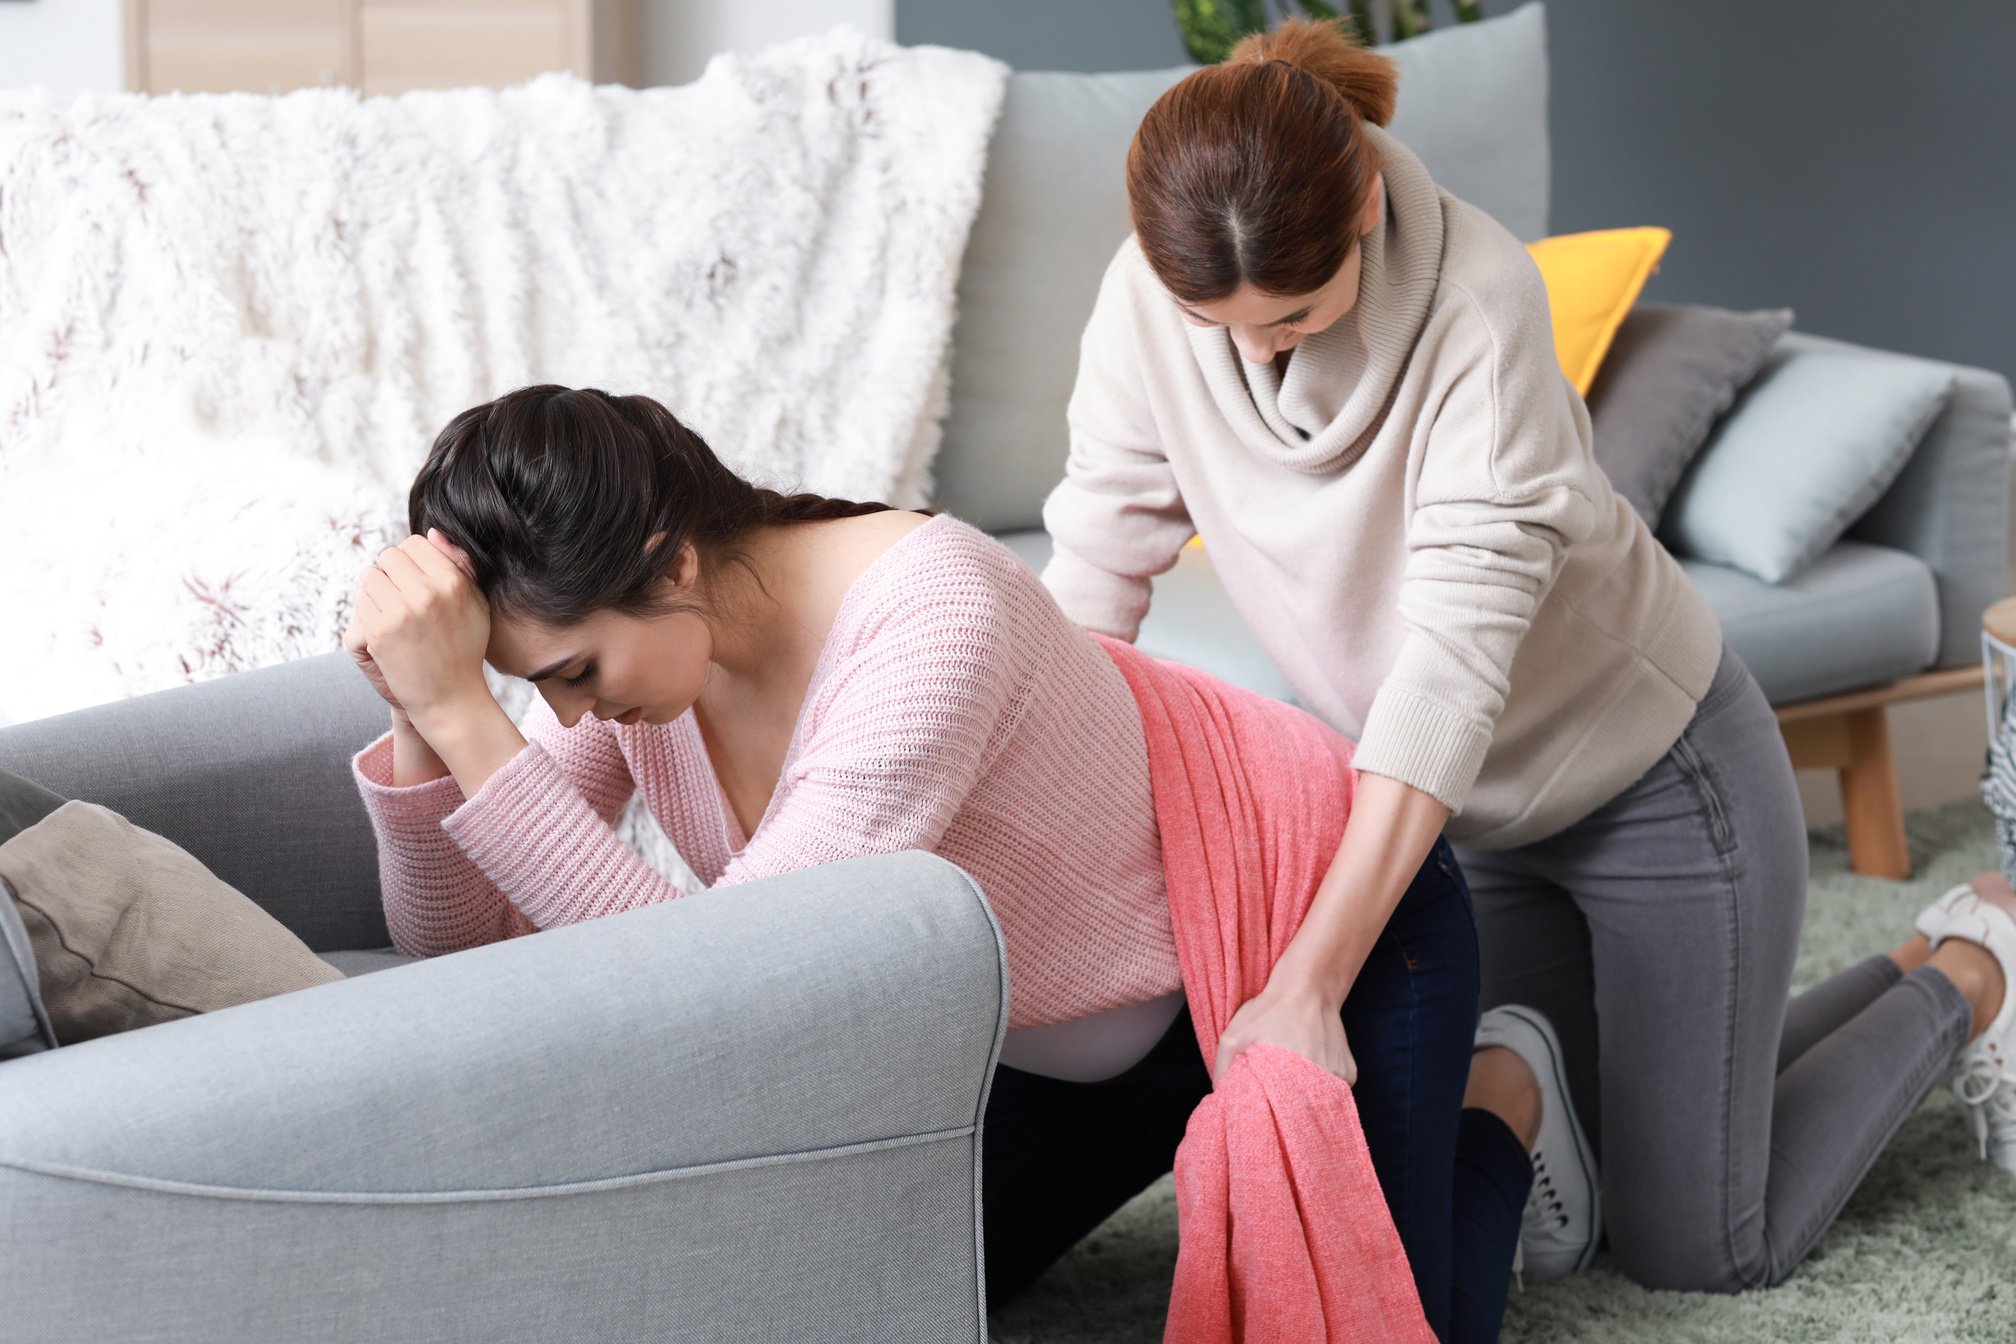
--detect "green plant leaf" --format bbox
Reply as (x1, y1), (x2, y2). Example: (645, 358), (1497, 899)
(1347, 0), (1379, 44)
(1174, 0), (1472, 56)
(1171, 0), (1272, 63)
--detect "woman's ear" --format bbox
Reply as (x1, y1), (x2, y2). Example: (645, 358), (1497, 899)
(1361, 172), (1384, 235)
(650, 534), (699, 592)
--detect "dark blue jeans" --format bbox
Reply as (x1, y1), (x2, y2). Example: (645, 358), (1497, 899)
(981, 836), (1532, 1343)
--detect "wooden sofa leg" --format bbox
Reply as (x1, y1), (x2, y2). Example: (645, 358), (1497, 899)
(1779, 667), (1986, 882)
(1840, 707), (1910, 880)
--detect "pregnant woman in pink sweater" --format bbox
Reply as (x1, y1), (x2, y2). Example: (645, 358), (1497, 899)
(344, 383), (1536, 1339)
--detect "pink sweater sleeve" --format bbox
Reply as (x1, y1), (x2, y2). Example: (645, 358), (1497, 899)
(354, 533), (1034, 953)
(351, 693), (664, 956)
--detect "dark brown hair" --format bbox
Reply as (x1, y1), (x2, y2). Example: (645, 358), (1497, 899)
(407, 385), (899, 627)
(1126, 17), (1399, 303)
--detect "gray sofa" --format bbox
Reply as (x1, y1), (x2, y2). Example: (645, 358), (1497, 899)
(1, 4), (2009, 1339)
(0, 654), (1011, 1342)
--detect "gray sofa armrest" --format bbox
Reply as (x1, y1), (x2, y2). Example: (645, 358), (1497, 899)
(0, 848), (1009, 1343)
(1780, 330), (2014, 670)
(0, 652), (391, 952)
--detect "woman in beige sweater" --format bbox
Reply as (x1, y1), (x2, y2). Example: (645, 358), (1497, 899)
(1042, 17), (2016, 1301)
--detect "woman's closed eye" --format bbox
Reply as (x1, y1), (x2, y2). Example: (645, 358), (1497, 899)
(564, 664), (595, 688)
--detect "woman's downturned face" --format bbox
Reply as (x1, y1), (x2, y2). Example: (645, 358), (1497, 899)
(1168, 171), (1385, 366)
(488, 602), (714, 729)
(1173, 256), (1363, 365)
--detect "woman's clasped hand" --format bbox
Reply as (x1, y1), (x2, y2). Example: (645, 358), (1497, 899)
(341, 528), (491, 728)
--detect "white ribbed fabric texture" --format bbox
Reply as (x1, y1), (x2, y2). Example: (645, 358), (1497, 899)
(352, 516), (1181, 1029)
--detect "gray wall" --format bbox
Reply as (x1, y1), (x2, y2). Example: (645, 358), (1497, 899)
(895, 0), (2016, 383)
(898, 0), (1187, 73)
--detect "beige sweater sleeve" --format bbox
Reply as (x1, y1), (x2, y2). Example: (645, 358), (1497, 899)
(1351, 273), (1600, 812)
(1040, 244), (1196, 642)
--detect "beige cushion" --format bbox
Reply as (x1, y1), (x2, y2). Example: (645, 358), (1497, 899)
(0, 801), (342, 1046)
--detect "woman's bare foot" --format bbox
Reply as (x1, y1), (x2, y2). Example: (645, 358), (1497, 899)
(1466, 1044), (1541, 1148)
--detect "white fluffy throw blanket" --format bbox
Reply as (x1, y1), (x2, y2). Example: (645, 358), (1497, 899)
(0, 31), (1007, 728)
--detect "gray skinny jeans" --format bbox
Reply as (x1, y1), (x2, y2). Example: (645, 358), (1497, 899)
(1455, 642), (1973, 1292)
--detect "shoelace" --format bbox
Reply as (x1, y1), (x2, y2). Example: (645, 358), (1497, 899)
(1522, 1150), (1569, 1235)
(1952, 1048), (2016, 1161)
(1510, 1148), (1567, 1293)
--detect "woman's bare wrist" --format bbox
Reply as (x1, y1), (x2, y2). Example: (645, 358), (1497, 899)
(389, 708), (451, 786)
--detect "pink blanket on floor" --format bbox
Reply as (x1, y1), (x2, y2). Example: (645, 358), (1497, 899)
(1096, 635), (1434, 1344)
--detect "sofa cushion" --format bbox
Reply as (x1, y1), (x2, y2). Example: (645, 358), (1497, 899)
(996, 529), (1298, 704)
(1802, 330), (2015, 671)
(1381, 2), (1552, 247)
(1588, 303), (1796, 527)
(320, 947), (423, 978)
(1661, 345), (1957, 584)
(1681, 542), (1940, 704)
(934, 2), (1553, 533)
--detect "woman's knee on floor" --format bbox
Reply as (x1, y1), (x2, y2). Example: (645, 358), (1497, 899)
(1605, 1204), (1778, 1294)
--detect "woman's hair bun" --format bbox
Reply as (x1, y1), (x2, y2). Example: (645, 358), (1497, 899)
(1227, 16), (1398, 128)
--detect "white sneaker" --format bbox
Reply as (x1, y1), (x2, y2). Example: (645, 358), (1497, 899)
(1915, 880), (1980, 944)
(1916, 882), (2016, 1174)
(1475, 1004), (1600, 1280)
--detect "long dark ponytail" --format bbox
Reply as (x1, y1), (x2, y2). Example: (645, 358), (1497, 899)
(407, 384), (903, 626)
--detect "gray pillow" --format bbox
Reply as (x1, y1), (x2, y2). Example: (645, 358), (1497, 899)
(1587, 303), (1795, 527)
(1659, 346), (1957, 585)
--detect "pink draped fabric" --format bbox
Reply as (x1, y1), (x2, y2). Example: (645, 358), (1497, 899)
(1095, 634), (1434, 1344)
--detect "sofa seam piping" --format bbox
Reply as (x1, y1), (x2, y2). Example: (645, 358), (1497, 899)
(0, 1123), (977, 1205)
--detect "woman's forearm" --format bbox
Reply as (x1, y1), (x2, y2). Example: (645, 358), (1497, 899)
(410, 691), (530, 800)
(389, 709), (452, 787)
(1268, 772), (1451, 1007)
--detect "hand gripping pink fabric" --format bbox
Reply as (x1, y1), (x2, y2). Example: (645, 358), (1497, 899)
(1095, 634), (1435, 1344)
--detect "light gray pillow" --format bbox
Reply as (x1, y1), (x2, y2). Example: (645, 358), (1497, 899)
(1587, 304), (1795, 527)
(1659, 346), (1956, 585)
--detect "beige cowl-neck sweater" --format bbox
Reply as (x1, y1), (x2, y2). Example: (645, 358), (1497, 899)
(1040, 121), (1724, 851)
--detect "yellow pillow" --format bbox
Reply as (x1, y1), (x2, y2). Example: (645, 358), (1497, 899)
(1524, 226), (1671, 394)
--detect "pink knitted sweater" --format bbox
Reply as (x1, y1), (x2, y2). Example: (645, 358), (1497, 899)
(351, 514), (1182, 1029)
